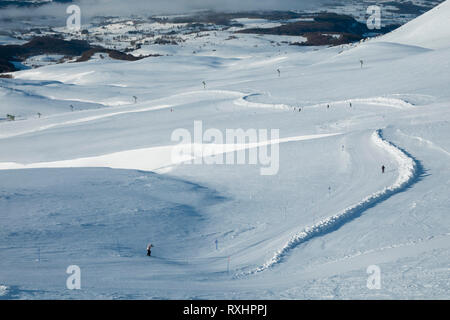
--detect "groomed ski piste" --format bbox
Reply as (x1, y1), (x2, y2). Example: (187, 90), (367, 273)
(1, 1), (450, 299)
(246, 129), (419, 276)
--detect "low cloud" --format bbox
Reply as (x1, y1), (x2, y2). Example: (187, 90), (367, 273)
(0, 0), (331, 30)
(0, 0), (324, 20)
(70, 0), (322, 16)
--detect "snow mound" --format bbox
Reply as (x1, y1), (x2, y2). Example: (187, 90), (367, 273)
(243, 129), (418, 276)
(380, 0), (450, 49)
(234, 94), (291, 110)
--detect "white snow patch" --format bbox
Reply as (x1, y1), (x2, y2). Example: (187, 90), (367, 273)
(0, 133), (341, 173)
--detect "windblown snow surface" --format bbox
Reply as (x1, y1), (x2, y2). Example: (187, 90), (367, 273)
(1, 2), (450, 299)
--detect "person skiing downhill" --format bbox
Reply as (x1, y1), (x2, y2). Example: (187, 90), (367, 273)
(147, 243), (154, 256)
(382, 165), (386, 174)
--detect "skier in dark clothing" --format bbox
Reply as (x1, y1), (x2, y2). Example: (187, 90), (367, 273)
(147, 243), (154, 256)
(382, 165), (386, 174)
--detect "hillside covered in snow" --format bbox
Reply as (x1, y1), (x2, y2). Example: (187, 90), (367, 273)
(0, 1), (449, 299)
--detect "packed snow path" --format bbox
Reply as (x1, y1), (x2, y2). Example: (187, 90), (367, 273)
(244, 129), (420, 276)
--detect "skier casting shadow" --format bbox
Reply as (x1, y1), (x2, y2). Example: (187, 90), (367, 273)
(147, 243), (154, 257)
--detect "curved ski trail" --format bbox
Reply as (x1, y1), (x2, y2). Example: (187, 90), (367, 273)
(242, 129), (419, 276)
(234, 94), (415, 111)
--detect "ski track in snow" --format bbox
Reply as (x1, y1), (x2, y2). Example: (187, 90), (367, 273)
(0, 90), (413, 140)
(396, 129), (450, 158)
(311, 232), (450, 269)
(234, 94), (415, 111)
(240, 129), (420, 276)
(307, 97), (415, 109)
(0, 104), (172, 139)
(0, 89), (244, 140)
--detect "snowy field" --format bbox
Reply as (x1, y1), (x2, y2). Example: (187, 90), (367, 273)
(0, 1), (450, 299)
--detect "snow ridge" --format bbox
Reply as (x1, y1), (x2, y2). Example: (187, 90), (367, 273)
(308, 97), (415, 109)
(234, 94), (292, 110)
(234, 94), (414, 111)
(242, 129), (418, 276)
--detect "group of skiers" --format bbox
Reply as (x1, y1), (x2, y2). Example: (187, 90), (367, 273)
(291, 101), (353, 113)
(326, 102), (353, 110)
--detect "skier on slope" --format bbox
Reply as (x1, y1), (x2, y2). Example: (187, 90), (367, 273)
(147, 243), (154, 256)
(382, 165), (386, 174)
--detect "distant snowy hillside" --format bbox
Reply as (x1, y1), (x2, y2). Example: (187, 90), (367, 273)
(380, 0), (450, 49)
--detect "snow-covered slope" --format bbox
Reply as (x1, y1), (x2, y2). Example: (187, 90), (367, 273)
(0, 4), (449, 300)
(379, 0), (450, 49)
